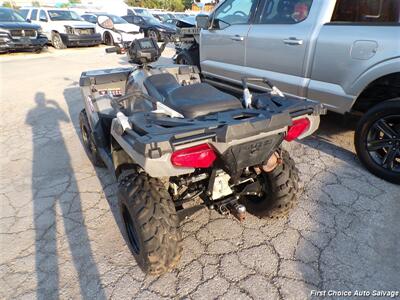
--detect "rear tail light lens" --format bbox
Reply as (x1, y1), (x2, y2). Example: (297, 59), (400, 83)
(285, 118), (310, 141)
(171, 144), (216, 168)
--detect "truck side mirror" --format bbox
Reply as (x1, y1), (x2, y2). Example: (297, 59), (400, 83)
(98, 16), (114, 30)
(196, 14), (210, 30)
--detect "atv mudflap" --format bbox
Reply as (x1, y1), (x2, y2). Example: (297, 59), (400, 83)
(110, 93), (324, 178)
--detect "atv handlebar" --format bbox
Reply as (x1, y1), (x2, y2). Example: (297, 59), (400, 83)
(241, 77), (285, 98)
(105, 41), (131, 55)
(241, 77), (275, 90)
(105, 47), (119, 54)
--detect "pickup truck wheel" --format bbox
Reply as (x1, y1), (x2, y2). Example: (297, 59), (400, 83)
(355, 98), (400, 184)
(243, 149), (299, 219)
(104, 32), (114, 46)
(118, 171), (182, 275)
(79, 109), (105, 167)
(51, 32), (66, 49)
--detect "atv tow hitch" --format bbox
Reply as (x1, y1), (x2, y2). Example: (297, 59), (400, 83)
(229, 203), (247, 221)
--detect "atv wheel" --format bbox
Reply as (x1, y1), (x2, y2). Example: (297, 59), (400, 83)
(118, 171), (182, 275)
(51, 32), (66, 49)
(355, 98), (400, 184)
(244, 149), (299, 219)
(79, 109), (105, 167)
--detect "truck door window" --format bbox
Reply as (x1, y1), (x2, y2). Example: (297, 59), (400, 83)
(213, 0), (258, 29)
(39, 10), (48, 22)
(331, 0), (400, 23)
(30, 9), (38, 21)
(18, 9), (29, 19)
(258, 0), (313, 24)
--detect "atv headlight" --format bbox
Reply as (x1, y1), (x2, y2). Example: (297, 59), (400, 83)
(64, 25), (75, 35)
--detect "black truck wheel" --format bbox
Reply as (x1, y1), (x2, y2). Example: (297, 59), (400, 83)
(244, 149), (299, 219)
(118, 171), (182, 275)
(51, 32), (66, 49)
(355, 98), (400, 184)
(79, 109), (105, 167)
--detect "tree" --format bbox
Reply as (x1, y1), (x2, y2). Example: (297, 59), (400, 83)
(2, 1), (13, 8)
(124, 0), (185, 11)
(183, 0), (192, 9)
(168, 0), (184, 11)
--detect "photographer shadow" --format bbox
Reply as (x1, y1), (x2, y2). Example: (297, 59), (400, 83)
(26, 92), (106, 299)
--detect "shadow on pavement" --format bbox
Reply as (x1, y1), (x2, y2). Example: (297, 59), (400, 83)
(62, 86), (126, 241)
(26, 92), (106, 299)
(302, 112), (359, 155)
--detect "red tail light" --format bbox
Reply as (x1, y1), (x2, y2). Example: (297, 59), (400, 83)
(285, 118), (310, 142)
(171, 144), (216, 168)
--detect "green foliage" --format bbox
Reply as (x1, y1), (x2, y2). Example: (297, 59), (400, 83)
(183, 0), (192, 9)
(2, 1), (13, 7)
(31, 1), (40, 7)
(125, 0), (186, 11)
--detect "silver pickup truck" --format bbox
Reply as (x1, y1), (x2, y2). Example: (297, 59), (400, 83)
(195, 0), (400, 184)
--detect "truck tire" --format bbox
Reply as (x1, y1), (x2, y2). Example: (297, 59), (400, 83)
(51, 32), (66, 49)
(355, 98), (400, 184)
(79, 109), (105, 167)
(244, 149), (299, 219)
(118, 171), (182, 275)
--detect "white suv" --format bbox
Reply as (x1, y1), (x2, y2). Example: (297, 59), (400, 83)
(19, 7), (101, 49)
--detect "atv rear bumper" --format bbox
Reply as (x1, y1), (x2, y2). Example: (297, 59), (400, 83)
(110, 98), (323, 177)
(79, 66), (325, 178)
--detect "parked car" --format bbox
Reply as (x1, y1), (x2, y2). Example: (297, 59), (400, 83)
(81, 13), (143, 46)
(174, 13), (190, 19)
(163, 18), (178, 30)
(127, 7), (153, 18)
(152, 13), (170, 22)
(18, 7), (101, 49)
(122, 15), (176, 42)
(195, 0), (400, 183)
(0, 7), (47, 53)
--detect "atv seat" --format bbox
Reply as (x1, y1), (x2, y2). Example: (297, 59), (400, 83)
(144, 73), (242, 119)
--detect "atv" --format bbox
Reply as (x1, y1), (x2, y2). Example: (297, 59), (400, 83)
(79, 30), (325, 274)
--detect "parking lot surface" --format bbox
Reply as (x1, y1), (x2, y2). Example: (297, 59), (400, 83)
(1, 47), (399, 300)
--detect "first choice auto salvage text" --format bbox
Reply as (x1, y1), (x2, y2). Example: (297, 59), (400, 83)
(311, 290), (399, 298)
